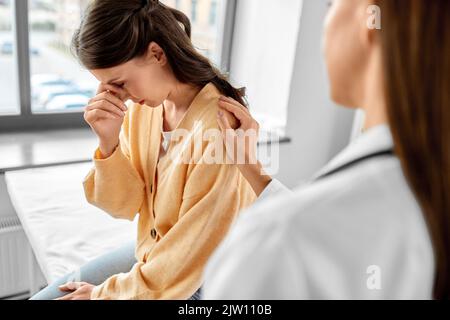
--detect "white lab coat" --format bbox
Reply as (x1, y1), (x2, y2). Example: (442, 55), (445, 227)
(203, 125), (435, 299)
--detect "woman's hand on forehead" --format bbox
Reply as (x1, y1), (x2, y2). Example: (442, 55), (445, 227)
(97, 83), (130, 102)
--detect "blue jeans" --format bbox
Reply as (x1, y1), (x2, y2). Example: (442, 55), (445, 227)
(30, 241), (202, 300)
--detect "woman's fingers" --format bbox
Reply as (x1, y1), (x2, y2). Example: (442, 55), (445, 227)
(218, 111), (239, 162)
(219, 96), (250, 115)
(58, 283), (73, 292)
(97, 83), (129, 101)
(56, 293), (73, 300)
(58, 282), (87, 292)
(96, 83), (125, 96)
(217, 96), (260, 166)
(86, 86), (129, 124)
(219, 97), (260, 134)
(90, 91), (128, 112)
(85, 108), (121, 123)
(217, 111), (235, 132)
(86, 100), (125, 118)
(218, 100), (249, 123)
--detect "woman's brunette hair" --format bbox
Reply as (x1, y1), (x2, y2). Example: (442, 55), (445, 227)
(377, 0), (450, 299)
(71, 0), (245, 106)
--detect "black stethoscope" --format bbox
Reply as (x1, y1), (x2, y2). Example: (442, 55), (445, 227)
(316, 150), (395, 181)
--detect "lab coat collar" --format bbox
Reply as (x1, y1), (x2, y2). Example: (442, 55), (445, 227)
(313, 124), (394, 180)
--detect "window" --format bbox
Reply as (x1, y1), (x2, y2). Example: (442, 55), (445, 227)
(191, 0), (198, 23)
(0, 0), (19, 115)
(163, 0), (226, 63)
(229, 0), (302, 136)
(29, 0), (97, 114)
(209, 0), (217, 26)
(0, 0), (235, 131)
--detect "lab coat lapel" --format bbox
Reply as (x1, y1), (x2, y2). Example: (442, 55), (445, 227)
(312, 125), (395, 181)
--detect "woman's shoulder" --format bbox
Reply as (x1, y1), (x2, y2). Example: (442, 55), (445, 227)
(190, 90), (239, 131)
(202, 103), (239, 131)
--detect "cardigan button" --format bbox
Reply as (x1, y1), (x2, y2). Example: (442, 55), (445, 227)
(150, 228), (157, 239)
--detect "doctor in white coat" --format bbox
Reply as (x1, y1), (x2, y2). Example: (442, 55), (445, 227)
(203, 0), (449, 299)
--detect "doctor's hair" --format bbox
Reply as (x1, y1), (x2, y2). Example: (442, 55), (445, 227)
(377, 0), (450, 299)
(71, 0), (246, 107)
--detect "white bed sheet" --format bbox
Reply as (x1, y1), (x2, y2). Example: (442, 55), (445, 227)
(5, 162), (137, 283)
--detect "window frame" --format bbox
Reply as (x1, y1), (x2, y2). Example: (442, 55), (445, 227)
(0, 0), (237, 132)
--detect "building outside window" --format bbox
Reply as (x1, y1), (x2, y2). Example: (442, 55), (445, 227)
(0, 0), (234, 131)
(209, 0), (217, 26)
(0, 0), (19, 115)
(190, 0), (198, 22)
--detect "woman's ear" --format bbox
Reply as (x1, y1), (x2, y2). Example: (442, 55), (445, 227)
(147, 42), (167, 66)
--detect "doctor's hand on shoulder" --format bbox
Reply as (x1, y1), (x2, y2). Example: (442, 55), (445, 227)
(84, 83), (130, 159)
(217, 96), (273, 196)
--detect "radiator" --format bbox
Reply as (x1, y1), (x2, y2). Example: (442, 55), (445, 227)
(0, 215), (41, 299)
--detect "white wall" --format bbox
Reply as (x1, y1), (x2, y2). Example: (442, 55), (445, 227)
(229, 0), (303, 133)
(231, 0), (356, 188)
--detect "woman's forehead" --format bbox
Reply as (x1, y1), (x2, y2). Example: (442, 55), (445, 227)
(90, 63), (132, 83)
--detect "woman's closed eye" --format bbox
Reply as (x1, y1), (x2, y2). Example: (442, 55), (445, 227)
(109, 81), (126, 89)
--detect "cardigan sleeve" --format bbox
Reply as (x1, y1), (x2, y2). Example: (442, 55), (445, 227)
(90, 161), (246, 300)
(83, 112), (146, 221)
